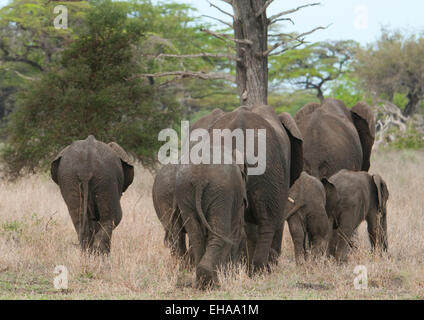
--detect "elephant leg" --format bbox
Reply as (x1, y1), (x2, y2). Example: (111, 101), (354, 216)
(366, 213), (378, 252)
(327, 228), (338, 258)
(90, 190), (121, 255)
(196, 235), (226, 289)
(244, 223), (258, 268)
(288, 216), (306, 265)
(196, 205), (234, 289)
(310, 236), (327, 259)
(66, 203), (95, 251)
(334, 227), (354, 263)
(183, 213), (205, 268)
(251, 222), (275, 274)
(366, 213), (387, 253)
(170, 211), (188, 259)
(92, 219), (114, 254)
(269, 221), (283, 264)
(176, 232), (187, 258)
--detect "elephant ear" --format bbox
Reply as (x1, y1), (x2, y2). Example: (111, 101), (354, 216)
(321, 177), (340, 228)
(351, 102), (376, 171)
(294, 102), (321, 124)
(108, 142), (134, 192)
(372, 174), (389, 210)
(50, 146), (70, 185)
(279, 112), (303, 186)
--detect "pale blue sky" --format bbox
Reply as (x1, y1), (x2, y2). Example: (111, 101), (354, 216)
(1, 0), (423, 45)
(180, 0), (424, 45)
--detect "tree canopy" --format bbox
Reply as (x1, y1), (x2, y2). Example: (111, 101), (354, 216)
(270, 40), (357, 102)
(356, 28), (424, 116)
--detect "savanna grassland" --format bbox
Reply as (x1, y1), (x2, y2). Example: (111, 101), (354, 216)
(0, 150), (423, 300)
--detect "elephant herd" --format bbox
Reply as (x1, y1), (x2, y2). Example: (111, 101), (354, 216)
(50, 98), (389, 289)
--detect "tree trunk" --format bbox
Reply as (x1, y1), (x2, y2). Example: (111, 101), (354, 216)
(233, 0), (269, 106)
(317, 88), (324, 103)
(403, 91), (421, 117)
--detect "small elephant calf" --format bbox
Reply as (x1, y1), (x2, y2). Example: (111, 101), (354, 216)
(322, 170), (389, 262)
(286, 172), (331, 264)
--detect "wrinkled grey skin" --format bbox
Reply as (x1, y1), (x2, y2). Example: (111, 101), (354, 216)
(322, 170), (389, 262)
(293, 98), (375, 179)
(51, 135), (134, 254)
(286, 172), (330, 265)
(175, 153), (248, 288)
(210, 105), (303, 274)
(152, 164), (185, 258)
(152, 109), (225, 262)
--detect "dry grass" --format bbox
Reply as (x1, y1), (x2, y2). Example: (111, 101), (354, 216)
(0, 150), (423, 299)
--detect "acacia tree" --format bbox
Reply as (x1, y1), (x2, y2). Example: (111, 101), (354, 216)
(139, 0), (324, 106)
(270, 40), (357, 102)
(356, 29), (424, 116)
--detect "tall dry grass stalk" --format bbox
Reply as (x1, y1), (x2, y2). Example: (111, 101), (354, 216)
(0, 150), (423, 299)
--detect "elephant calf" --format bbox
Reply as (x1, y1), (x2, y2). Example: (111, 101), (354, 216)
(51, 135), (134, 254)
(286, 172), (331, 264)
(322, 170), (389, 262)
(152, 164), (188, 260)
(175, 151), (248, 289)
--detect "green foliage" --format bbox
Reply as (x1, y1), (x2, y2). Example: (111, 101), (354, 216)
(270, 40), (358, 100)
(270, 91), (319, 115)
(1, 220), (22, 235)
(0, 0), (89, 121)
(1, 0), (180, 175)
(355, 28), (424, 115)
(388, 125), (424, 150)
(328, 75), (365, 108)
(393, 93), (408, 109)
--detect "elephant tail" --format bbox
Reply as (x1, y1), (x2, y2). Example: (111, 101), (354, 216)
(79, 177), (92, 250)
(194, 182), (234, 246)
(286, 203), (304, 220)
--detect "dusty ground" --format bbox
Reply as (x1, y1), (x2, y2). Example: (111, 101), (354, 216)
(0, 150), (423, 299)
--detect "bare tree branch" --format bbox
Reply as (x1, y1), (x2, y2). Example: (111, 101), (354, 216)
(202, 15), (233, 28)
(256, 0), (274, 17)
(271, 17), (295, 25)
(2, 67), (40, 81)
(268, 42), (304, 56)
(262, 26), (325, 56)
(268, 2), (320, 25)
(130, 71), (236, 82)
(206, 0), (234, 18)
(155, 52), (240, 62)
(200, 28), (253, 45)
(0, 39), (45, 72)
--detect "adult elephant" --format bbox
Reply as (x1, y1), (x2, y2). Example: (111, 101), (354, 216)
(293, 98), (375, 179)
(152, 108), (225, 262)
(51, 135), (134, 254)
(210, 105), (303, 273)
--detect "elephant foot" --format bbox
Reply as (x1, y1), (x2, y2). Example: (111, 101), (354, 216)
(196, 264), (216, 289)
(295, 255), (306, 266)
(268, 248), (280, 265)
(249, 262), (271, 277)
